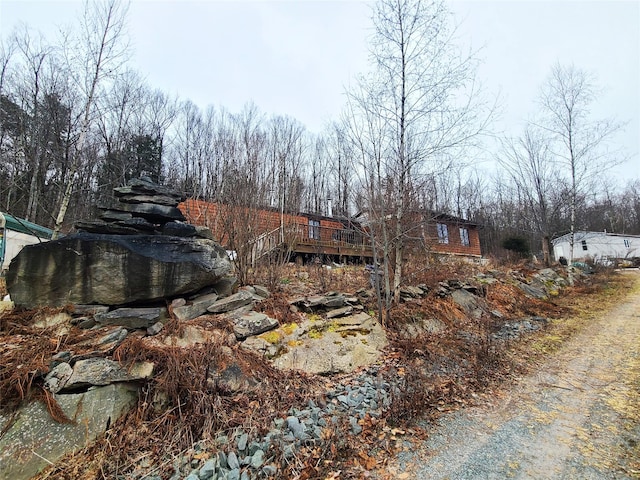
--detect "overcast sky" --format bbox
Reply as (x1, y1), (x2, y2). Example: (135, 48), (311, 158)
(1, 0), (638, 183)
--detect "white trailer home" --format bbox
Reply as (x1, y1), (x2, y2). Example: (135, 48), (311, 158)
(0, 212), (53, 272)
(552, 231), (640, 264)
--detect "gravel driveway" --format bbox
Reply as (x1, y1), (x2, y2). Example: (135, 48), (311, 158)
(384, 270), (640, 479)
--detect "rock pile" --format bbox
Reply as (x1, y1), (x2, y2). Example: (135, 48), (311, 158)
(155, 365), (395, 480)
(75, 177), (189, 235)
(6, 178), (231, 308)
(243, 291), (388, 375)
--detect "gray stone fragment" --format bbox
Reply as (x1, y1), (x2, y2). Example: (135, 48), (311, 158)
(252, 285), (271, 299)
(72, 304), (110, 316)
(212, 276), (239, 297)
(326, 306), (353, 319)
(95, 307), (168, 329)
(44, 362), (73, 393)
(251, 450), (264, 469)
(162, 221), (197, 237)
(207, 290), (254, 314)
(518, 281), (548, 299)
(97, 327), (128, 345)
(199, 458), (217, 479)
(0, 383), (138, 480)
(350, 416), (362, 434)
(116, 201), (185, 222)
(227, 451), (240, 470)
(77, 318), (97, 329)
(64, 358), (154, 390)
(451, 289), (484, 319)
(146, 322), (164, 336)
(173, 293), (219, 321)
(232, 311), (278, 340)
(237, 432), (248, 451)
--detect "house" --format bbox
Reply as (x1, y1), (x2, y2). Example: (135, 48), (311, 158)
(0, 212), (53, 272)
(180, 199), (372, 264)
(178, 200), (482, 263)
(419, 212), (482, 258)
(552, 231), (640, 263)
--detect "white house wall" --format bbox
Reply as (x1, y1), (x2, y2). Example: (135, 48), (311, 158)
(552, 232), (640, 262)
(2, 230), (47, 271)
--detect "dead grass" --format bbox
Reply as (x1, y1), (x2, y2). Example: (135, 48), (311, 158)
(8, 265), (636, 479)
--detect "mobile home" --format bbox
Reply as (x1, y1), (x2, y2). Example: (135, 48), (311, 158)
(552, 231), (640, 263)
(0, 213), (53, 272)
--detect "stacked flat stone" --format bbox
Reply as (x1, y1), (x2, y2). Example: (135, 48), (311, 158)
(8, 177), (231, 307)
(74, 177), (197, 237)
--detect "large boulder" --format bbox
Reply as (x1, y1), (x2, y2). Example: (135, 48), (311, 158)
(0, 383), (138, 480)
(6, 233), (231, 308)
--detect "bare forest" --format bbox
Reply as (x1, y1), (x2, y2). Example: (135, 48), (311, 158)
(1, 0), (638, 264)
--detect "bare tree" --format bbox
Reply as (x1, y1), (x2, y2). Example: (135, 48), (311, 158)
(498, 126), (563, 264)
(52, 0), (130, 238)
(539, 63), (623, 277)
(346, 0), (491, 304)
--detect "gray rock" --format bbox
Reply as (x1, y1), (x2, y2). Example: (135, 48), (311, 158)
(199, 458), (217, 479)
(517, 281), (548, 299)
(207, 290), (254, 314)
(237, 432), (248, 451)
(95, 307), (168, 329)
(451, 288), (484, 319)
(72, 304), (110, 316)
(194, 226), (215, 240)
(97, 327), (128, 345)
(262, 465), (277, 476)
(6, 233), (231, 308)
(211, 276), (239, 297)
(350, 416), (363, 435)
(44, 362), (73, 393)
(115, 201), (186, 222)
(146, 321), (164, 336)
(252, 285), (270, 299)
(399, 286), (425, 298)
(233, 311), (278, 340)
(209, 363), (257, 392)
(162, 221), (197, 237)
(326, 306), (353, 318)
(77, 317), (97, 329)
(98, 210), (134, 222)
(227, 451), (240, 470)
(173, 293), (219, 321)
(251, 449), (265, 469)
(0, 383), (138, 480)
(63, 358), (154, 390)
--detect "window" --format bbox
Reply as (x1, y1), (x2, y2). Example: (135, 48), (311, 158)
(308, 219), (320, 240)
(459, 227), (470, 247)
(581, 239), (588, 251)
(624, 239), (630, 248)
(437, 223), (449, 244)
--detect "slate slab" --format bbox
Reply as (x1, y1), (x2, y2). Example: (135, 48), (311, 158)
(0, 383), (138, 480)
(95, 307), (168, 329)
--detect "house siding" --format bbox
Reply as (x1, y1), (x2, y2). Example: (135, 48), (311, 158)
(552, 231), (640, 261)
(179, 199), (482, 259)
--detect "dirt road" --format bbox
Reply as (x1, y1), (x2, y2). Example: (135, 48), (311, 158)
(386, 270), (640, 479)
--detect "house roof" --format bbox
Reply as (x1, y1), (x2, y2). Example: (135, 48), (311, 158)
(552, 230), (640, 244)
(0, 212), (53, 239)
